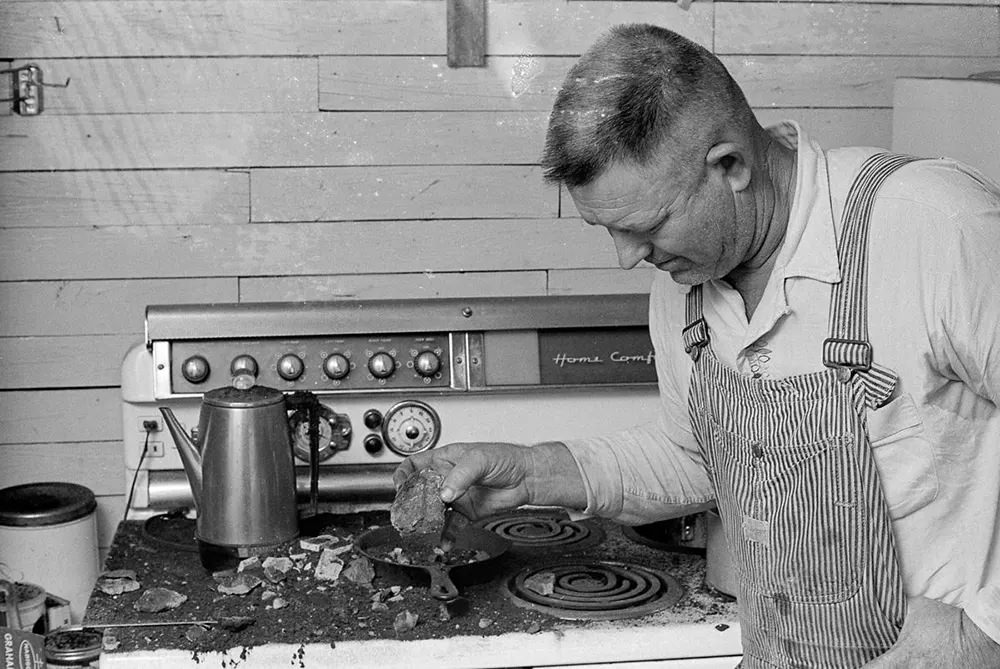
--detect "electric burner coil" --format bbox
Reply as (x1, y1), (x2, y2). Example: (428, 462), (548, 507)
(479, 513), (604, 553)
(501, 560), (685, 620)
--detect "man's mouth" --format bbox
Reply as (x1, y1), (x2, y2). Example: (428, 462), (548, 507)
(648, 256), (682, 271)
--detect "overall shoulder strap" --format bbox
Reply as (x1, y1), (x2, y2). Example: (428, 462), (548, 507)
(682, 284), (710, 361)
(822, 152), (918, 408)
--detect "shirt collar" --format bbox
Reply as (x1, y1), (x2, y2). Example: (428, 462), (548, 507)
(768, 120), (841, 285)
(671, 121), (842, 311)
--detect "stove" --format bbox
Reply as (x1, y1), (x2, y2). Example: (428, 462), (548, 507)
(105, 294), (741, 668)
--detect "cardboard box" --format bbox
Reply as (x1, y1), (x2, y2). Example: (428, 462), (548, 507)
(892, 76), (1000, 184)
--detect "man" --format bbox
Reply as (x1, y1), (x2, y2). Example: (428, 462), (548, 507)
(394, 24), (1000, 668)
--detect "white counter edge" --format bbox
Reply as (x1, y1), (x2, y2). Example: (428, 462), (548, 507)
(99, 619), (743, 668)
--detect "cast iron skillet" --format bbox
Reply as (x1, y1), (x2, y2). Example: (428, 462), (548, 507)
(355, 525), (510, 600)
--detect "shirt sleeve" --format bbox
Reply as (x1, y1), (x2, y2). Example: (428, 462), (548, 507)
(934, 171), (1000, 645)
(900, 161), (1000, 646)
(562, 274), (715, 525)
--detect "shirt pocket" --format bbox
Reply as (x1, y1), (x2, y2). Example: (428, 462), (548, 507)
(867, 393), (939, 519)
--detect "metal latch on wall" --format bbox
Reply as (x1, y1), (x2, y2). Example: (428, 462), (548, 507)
(1, 63), (70, 116)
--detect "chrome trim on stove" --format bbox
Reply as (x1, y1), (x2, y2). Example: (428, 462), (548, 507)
(145, 464), (397, 509)
(466, 333), (485, 389)
(145, 295), (650, 343)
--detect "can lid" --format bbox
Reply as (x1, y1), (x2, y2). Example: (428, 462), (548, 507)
(0, 482), (97, 527)
(45, 629), (103, 665)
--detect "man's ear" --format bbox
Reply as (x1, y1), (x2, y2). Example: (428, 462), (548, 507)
(706, 142), (751, 192)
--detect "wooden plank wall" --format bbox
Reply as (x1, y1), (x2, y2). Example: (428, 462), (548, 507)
(0, 0), (997, 557)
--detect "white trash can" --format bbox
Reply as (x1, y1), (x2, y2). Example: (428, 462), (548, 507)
(0, 482), (100, 623)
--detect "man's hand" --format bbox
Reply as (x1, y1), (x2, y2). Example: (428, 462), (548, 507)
(392, 442), (534, 519)
(862, 596), (1000, 668)
(391, 441), (586, 519)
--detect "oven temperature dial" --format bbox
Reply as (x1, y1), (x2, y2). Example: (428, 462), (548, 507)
(381, 400), (440, 456)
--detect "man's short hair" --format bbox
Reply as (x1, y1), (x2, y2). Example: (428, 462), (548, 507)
(541, 24), (752, 187)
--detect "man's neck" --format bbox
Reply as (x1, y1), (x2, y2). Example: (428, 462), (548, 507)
(727, 138), (798, 321)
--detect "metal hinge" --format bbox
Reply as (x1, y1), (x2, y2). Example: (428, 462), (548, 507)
(0, 63), (71, 116)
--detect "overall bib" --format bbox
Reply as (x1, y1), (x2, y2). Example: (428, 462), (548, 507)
(683, 154), (915, 668)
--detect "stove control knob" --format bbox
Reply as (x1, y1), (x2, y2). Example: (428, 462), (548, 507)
(363, 409), (383, 429)
(368, 352), (396, 379)
(230, 355), (259, 379)
(413, 350), (441, 377)
(277, 353), (305, 381)
(363, 434), (384, 454)
(323, 353), (351, 380)
(181, 355), (210, 384)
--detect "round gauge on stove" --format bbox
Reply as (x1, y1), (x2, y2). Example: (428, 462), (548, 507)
(381, 399), (440, 456)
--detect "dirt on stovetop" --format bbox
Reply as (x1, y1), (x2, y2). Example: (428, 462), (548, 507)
(85, 509), (736, 662)
(86, 510), (556, 659)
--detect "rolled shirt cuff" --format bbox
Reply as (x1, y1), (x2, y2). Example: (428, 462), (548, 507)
(561, 436), (625, 519)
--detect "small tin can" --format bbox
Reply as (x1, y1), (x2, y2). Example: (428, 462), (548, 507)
(0, 581), (47, 631)
(44, 628), (103, 667)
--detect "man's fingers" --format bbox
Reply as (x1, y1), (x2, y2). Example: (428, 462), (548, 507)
(392, 444), (469, 491)
(440, 448), (497, 504)
(391, 451), (433, 490)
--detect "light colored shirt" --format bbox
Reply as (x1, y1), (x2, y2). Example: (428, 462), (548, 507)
(563, 122), (1000, 644)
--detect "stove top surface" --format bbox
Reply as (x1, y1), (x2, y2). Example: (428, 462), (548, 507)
(87, 509), (741, 667)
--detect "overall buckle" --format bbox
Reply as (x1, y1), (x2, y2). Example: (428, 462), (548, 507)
(822, 337), (873, 381)
(682, 318), (710, 361)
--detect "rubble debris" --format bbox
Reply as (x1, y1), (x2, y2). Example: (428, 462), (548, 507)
(214, 572), (263, 596)
(262, 556), (294, 574)
(102, 633), (121, 651)
(97, 572), (141, 596)
(478, 618), (494, 629)
(391, 467), (447, 535)
(437, 603), (451, 622)
(526, 622), (542, 634)
(327, 543), (353, 558)
(102, 569), (137, 580)
(300, 535), (338, 552)
(371, 602), (389, 613)
(314, 549), (345, 582)
(393, 610), (419, 635)
(342, 557), (375, 585)
(134, 587), (188, 613)
(185, 625), (209, 643)
(524, 571), (556, 596)
(237, 557), (261, 573)
(218, 616), (255, 633)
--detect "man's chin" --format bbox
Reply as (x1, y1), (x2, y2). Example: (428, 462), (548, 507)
(657, 265), (709, 286)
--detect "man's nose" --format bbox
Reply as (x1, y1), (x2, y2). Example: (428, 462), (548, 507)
(609, 229), (648, 270)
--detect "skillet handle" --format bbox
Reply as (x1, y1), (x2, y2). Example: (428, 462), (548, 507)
(427, 565), (460, 601)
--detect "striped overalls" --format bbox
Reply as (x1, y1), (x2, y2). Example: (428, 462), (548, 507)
(683, 154), (916, 667)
